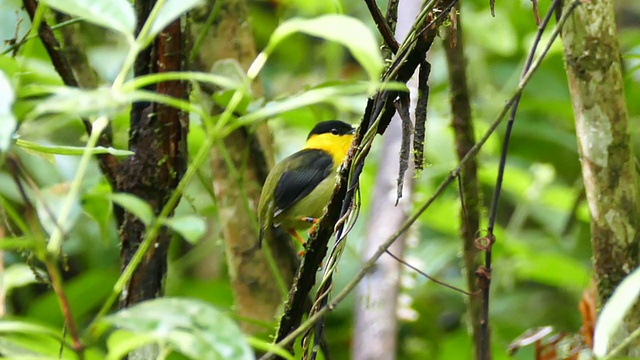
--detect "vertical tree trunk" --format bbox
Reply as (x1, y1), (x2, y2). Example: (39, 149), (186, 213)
(189, 0), (298, 336)
(443, 5), (483, 359)
(352, 1), (419, 358)
(561, 0), (640, 354)
(117, 0), (188, 307)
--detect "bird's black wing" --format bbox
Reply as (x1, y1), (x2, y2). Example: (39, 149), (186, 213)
(273, 149), (333, 214)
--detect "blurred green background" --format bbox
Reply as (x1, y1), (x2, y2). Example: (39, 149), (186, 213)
(2, 0), (640, 359)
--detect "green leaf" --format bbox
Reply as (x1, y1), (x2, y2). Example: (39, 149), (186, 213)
(267, 15), (383, 80)
(0, 320), (65, 342)
(28, 87), (129, 121)
(2, 264), (42, 295)
(16, 139), (133, 156)
(102, 298), (253, 360)
(42, 0), (135, 38)
(162, 215), (207, 244)
(0, 70), (17, 152)
(593, 266), (640, 357)
(106, 330), (155, 360)
(144, 0), (205, 44)
(110, 193), (155, 225)
(246, 337), (295, 360)
(122, 71), (241, 92)
(236, 81), (405, 128)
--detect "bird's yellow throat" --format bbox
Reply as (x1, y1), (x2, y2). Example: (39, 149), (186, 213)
(303, 133), (354, 165)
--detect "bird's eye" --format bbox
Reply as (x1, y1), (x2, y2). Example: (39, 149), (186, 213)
(331, 128), (339, 135)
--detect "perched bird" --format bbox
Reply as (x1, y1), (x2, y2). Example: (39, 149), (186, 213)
(258, 120), (355, 250)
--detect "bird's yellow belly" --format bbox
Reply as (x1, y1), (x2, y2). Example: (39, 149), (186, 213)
(274, 174), (336, 230)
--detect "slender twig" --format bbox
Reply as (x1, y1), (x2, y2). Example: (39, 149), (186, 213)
(480, 1), (579, 358)
(1, 18), (82, 55)
(5, 158), (84, 358)
(22, 0), (79, 88)
(44, 259), (84, 356)
(364, 0), (399, 52)
(386, 250), (477, 295)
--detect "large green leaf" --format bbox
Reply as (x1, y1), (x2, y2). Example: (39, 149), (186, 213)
(162, 215), (207, 244)
(110, 193), (155, 226)
(42, 0), (135, 38)
(28, 87), (129, 121)
(143, 0), (205, 45)
(266, 15), (383, 80)
(593, 266), (640, 357)
(102, 298), (253, 360)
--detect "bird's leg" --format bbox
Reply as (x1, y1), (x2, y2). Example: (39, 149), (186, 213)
(288, 228), (306, 245)
(288, 229), (307, 256)
(301, 217), (319, 235)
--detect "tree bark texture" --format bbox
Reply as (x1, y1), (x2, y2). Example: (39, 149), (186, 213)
(443, 6), (484, 359)
(117, 0), (189, 307)
(561, 0), (640, 353)
(189, 0), (298, 335)
(352, 1), (418, 358)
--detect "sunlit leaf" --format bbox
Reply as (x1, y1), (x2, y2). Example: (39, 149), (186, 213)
(593, 266), (640, 357)
(266, 15), (383, 80)
(143, 0), (205, 45)
(237, 81), (405, 128)
(163, 215), (207, 244)
(28, 87), (128, 121)
(110, 193), (155, 225)
(246, 337), (295, 360)
(2, 264), (42, 294)
(106, 330), (155, 360)
(42, 0), (135, 38)
(0, 320), (66, 342)
(0, 70), (17, 152)
(102, 298), (253, 360)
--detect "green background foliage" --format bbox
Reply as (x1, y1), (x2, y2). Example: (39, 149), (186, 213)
(1, 0), (640, 358)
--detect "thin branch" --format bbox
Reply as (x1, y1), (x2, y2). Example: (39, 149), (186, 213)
(386, 250), (477, 295)
(481, 0), (579, 358)
(5, 157), (84, 358)
(364, 0), (400, 53)
(44, 259), (84, 356)
(22, 0), (79, 88)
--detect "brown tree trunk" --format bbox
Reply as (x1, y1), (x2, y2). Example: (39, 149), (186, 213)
(189, 0), (298, 335)
(117, 0), (188, 307)
(561, 0), (640, 355)
(443, 5), (483, 359)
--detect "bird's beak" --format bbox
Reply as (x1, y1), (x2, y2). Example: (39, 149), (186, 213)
(349, 127), (356, 134)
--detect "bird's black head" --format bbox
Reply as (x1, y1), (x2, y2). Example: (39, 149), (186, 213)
(307, 120), (355, 139)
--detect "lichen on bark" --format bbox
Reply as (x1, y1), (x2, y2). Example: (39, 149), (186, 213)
(561, 0), (640, 355)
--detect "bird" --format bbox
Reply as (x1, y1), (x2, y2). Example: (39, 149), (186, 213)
(258, 120), (355, 252)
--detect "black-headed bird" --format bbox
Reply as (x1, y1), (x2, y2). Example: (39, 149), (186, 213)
(258, 120), (355, 251)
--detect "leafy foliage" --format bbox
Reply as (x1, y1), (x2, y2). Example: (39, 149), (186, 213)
(1, 0), (639, 359)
